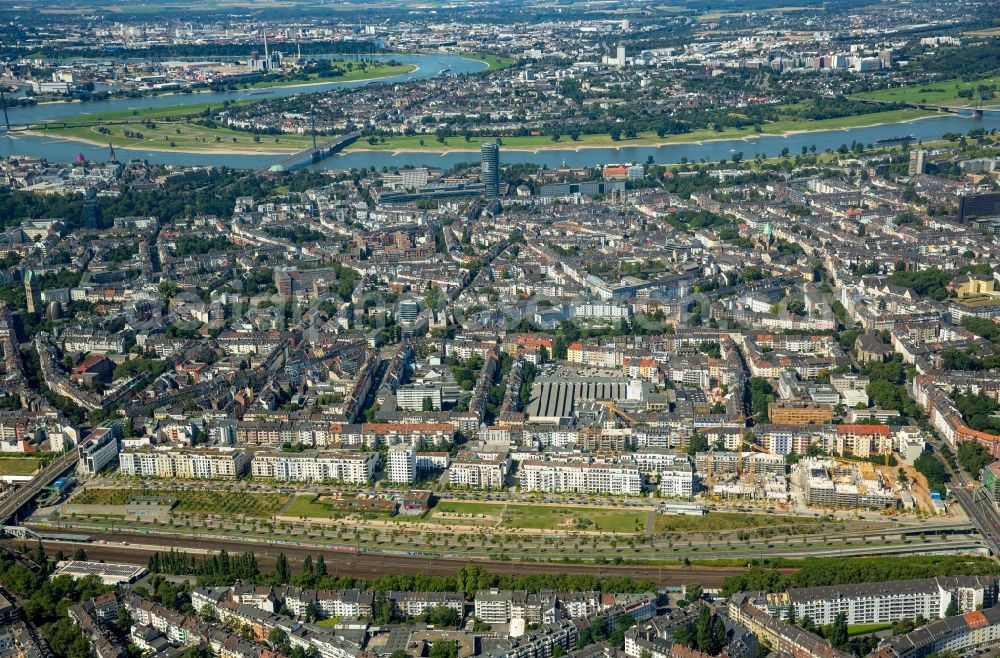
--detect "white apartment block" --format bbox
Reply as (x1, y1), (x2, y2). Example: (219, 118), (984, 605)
(475, 589), (521, 624)
(657, 464), (694, 497)
(283, 589), (374, 620)
(415, 452), (450, 472)
(571, 303), (632, 321)
(520, 460), (643, 495)
(118, 447), (251, 479)
(78, 428), (119, 476)
(767, 576), (997, 626)
(629, 451), (694, 497)
(386, 446), (416, 484)
(448, 453), (508, 489)
(390, 591), (464, 617)
(251, 450), (378, 483)
(62, 331), (127, 354)
(395, 383), (443, 411)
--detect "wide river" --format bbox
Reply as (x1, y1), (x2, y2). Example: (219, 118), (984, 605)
(2, 53), (999, 170)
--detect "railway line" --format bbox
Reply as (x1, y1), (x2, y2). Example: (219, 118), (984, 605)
(1, 528), (791, 588)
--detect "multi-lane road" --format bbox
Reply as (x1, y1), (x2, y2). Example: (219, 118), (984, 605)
(950, 473), (1000, 556)
(920, 432), (1000, 557)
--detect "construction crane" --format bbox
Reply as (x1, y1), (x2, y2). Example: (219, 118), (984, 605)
(737, 435), (769, 476)
(706, 449), (715, 491)
(600, 400), (638, 426)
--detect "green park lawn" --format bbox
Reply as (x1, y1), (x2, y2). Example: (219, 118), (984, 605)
(587, 511), (649, 533)
(425, 500), (503, 526)
(0, 457), (42, 476)
(31, 97), (312, 153)
(346, 108), (933, 152)
(854, 74), (1000, 106)
(281, 495), (343, 519)
(245, 62), (416, 89)
(502, 504), (646, 532)
(430, 500), (647, 533)
(33, 93), (932, 156)
(462, 52), (517, 70)
(32, 119), (311, 153)
(654, 510), (822, 533)
(434, 501), (505, 515)
(58, 99), (257, 123)
(431, 501), (821, 534)
(848, 623), (893, 636)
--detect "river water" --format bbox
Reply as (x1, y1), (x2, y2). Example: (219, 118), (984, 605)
(2, 53), (998, 170)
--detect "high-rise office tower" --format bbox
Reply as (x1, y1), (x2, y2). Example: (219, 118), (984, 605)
(24, 270), (40, 314)
(908, 149), (926, 177)
(481, 142), (500, 199)
(83, 200), (102, 229)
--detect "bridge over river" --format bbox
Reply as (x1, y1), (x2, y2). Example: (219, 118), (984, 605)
(261, 130), (361, 172)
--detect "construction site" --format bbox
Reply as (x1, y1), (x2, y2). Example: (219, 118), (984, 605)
(684, 431), (932, 513)
(695, 447), (791, 503)
(797, 458), (900, 509)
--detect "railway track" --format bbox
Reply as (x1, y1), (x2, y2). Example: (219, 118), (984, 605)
(1, 528), (786, 588)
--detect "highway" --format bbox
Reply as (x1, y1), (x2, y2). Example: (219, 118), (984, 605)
(950, 474), (1000, 556)
(0, 449), (79, 525)
(921, 430), (1000, 558)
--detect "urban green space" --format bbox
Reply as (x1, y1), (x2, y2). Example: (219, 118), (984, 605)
(29, 98), (310, 153)
(71, 486), (292, 517)
(30, 99), (932, 155)
(847, 623), (893, 636)
(36, 511), (960, 565)
(44, 483), (964, 567)
(32, 120), (313, 153)
(462, 52), (517, 70)
(430, 500), (648, 532)
(66, 487), (836, 540)
(243, 61), (416, 89)
(0, 456), (43, 477)
(344, 108), (933, 152)
(653, 510), (822, 533)
(853, 73), (1000, 106)
(282, 495), (344, 519)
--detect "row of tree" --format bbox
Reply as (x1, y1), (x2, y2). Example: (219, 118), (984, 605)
(720, 554), (1000, 597)
(146, 551), (657, 595)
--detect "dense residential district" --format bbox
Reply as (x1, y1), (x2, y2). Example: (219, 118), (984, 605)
(5, 1), (1000, 658)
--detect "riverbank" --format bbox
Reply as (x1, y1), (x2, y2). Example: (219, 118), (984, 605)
(852, 72), (1000, 106)
(460, 52), (517, 71)
(28, 107), (937, 157)
(241, 62), (417, 89)
(18, 62), (418, 106)
(344, 108), (937, 154)
(18, 129), (299, 155)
